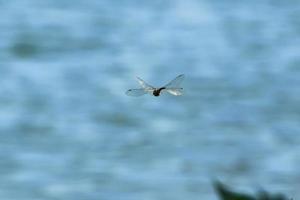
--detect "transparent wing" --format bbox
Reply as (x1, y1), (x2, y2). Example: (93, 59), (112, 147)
(164, 88), (184, 96)
(164, 74), (185, 88)
(136, 77), (155, 90)
(125, 89), (147, 97)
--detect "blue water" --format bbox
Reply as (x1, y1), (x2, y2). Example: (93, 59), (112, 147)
(1, 0), (300, 199)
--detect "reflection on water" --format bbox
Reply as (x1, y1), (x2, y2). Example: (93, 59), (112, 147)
(0, 0), (300, 199)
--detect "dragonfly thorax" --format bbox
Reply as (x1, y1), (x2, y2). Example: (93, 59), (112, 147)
(153, 87), (166, 96)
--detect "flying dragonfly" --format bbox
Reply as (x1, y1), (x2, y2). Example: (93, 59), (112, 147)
(126, 74), (184, 97)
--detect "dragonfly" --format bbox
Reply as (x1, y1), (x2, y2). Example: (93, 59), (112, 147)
(126, 74), (184, 97)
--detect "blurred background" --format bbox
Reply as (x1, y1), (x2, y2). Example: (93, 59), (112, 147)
(0, 0), (300, 199)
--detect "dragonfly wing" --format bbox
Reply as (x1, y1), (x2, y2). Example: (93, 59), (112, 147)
(126, 89), (147, 97)
(136, 77), (155, 90)
(164, 74), (185, 88)
(164, 88), (183, 96)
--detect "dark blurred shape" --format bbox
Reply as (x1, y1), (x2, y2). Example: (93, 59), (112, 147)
(214, 181), (290, 200)
(11, 42), (38, 58)
(214, 181), (255, 200)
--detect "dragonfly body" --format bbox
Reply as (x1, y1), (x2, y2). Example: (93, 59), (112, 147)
(126, 74), (184, 97)
(153, 87), (166, 96)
